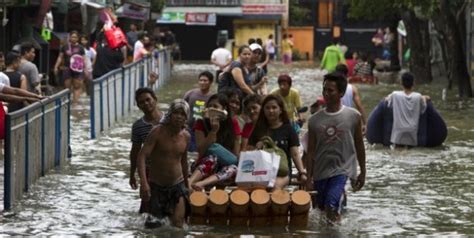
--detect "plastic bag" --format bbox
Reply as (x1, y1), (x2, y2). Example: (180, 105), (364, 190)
(260, 136), (289, 177)
(104, 25), (128, 49)
(236, 150), (280, 188)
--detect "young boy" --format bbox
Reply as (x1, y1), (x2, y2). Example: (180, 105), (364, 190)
(305, 72), (366, 223)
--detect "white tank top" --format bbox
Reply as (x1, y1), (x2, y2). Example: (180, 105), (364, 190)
(341, 84), (353, 107)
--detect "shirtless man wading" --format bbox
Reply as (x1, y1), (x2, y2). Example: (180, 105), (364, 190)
(137, 99), (191, 228)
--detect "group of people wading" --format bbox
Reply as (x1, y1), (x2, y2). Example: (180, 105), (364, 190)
(128, 75), (365, 228)
(127, 39), (430, 228)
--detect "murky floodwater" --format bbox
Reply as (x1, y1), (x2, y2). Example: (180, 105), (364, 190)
(1, 62), (473, 236)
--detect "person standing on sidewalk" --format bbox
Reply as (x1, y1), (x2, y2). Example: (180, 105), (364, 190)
(4, 52), (28, 112)
(18, 42), (41, 94)
(93, 31), (126, 79)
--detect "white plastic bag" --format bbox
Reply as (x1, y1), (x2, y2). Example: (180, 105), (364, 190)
(236, 150), (280, 188)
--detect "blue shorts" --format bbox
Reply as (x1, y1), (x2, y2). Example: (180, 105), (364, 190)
(313, 174), (347, 214)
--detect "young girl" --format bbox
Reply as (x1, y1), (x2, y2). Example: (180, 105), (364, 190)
(240, 94), (262, 152)
(189, 93), (241, 191)
(248, 94), (306, 189)
(222, 88), (245, 130)
(54, 31), (85, 103)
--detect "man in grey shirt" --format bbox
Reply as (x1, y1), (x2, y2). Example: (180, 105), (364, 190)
(18, 42), (41, 94)
(386, 72), (429, 147)
(305, 72), (366, 224)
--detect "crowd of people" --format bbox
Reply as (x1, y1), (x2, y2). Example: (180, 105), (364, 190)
(0, 13), (178, 106)
(1, 23), (430, 228)
(0, 43), (45, 115)
(125, 31), (432, 229)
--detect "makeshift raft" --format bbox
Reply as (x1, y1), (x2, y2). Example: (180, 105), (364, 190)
(189, 189), (312, 227)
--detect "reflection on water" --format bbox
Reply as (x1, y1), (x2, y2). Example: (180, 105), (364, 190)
(1, 62), (473, 236)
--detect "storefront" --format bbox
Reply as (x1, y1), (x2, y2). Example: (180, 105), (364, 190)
(157, 6), (241, 60)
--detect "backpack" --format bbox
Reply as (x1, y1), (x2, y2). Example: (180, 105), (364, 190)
(217, 70), (239, 93)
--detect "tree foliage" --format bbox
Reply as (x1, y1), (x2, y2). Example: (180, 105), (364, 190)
(289, 0), (312, 26)
(151, 0), (166, 13)
(348, 0), (473, 97)
(347, 0), (435, 20)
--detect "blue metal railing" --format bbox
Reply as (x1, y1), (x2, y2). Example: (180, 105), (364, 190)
(90, 49), (172, 139)
(4, 89), (71, 210)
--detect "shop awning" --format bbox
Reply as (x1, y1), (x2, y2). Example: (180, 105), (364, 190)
(162, 6), (242, 16)
(116, 3), (150, 20)
(71, 0), (106, 9)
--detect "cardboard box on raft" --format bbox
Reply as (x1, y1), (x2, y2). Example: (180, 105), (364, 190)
(188, 189), (313, 227)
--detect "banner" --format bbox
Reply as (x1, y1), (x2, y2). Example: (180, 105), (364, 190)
(121, 3), (150, 20)
(242, 4), (286, 15)
(157, 12), (185, 24)
(185, 13), (216, 26)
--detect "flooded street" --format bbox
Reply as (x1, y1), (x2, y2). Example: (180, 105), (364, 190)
(1, 62), (473, 236)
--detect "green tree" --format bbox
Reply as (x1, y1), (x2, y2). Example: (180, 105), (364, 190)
(151, 0), (166, 13)
(348, 0), (432, 85)
(348, 0), (472, 98)
(289, 1), (312, 26)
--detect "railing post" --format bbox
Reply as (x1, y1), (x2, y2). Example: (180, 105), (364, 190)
(90, 81), (96, 139)
(114, 75), (118, 123)
(55, 98), (61, 167)
(4, 114), (12, 210)
(106, 77), (111, 128)
(99, 81), (104, 133)
(41, 104), (45, 176)
(122, 68), (125, 117)
(67, 92), (71, 159)
(24, 113), (29, 192)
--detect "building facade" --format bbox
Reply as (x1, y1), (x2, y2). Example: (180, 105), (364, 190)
(158, 0), (287, 60)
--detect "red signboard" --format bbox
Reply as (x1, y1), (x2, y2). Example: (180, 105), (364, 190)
(242, 4), (286, 15)
(185, 13), (216, 26)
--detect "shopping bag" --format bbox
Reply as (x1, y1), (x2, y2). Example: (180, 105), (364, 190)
(236, 150), (279, 188)
(102, 9), (127, 49)
(104, 25), (128, 49)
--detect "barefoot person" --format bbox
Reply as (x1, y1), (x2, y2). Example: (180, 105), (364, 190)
(129, 88), (162, 213)
(305, 73), (366, 224)
(137, 99), (191, 228)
